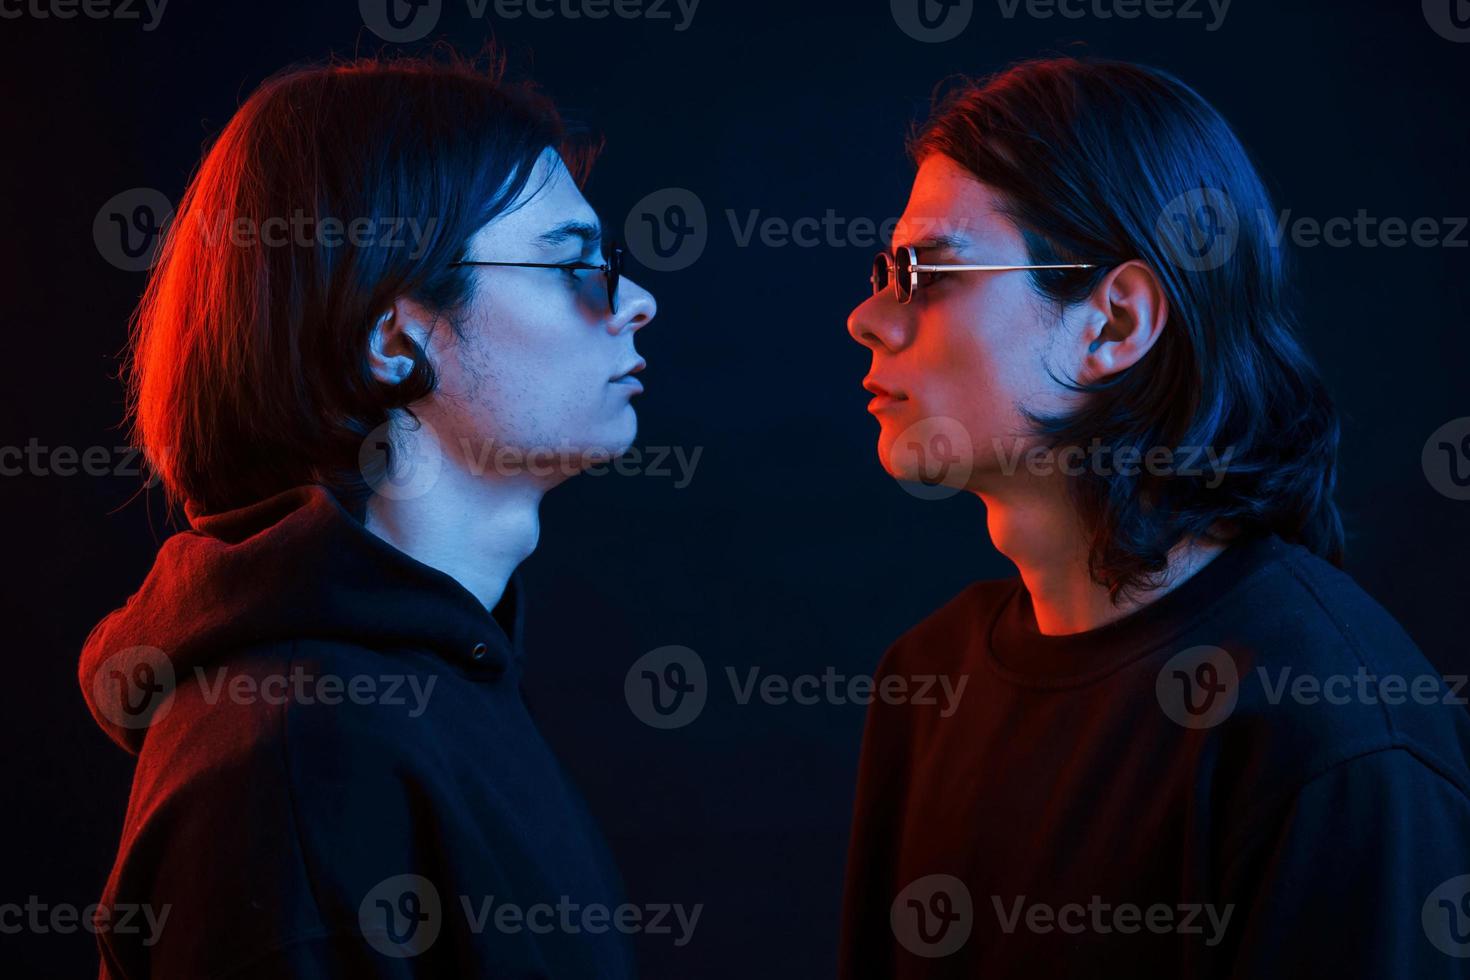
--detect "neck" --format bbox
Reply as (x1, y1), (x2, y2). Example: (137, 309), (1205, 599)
(976, 474), (1225, 636)
(363, 466), (544, 612)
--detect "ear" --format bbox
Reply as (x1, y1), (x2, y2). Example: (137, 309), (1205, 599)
(1075, 260), (1170, 384)
(366, 298), (433, 387)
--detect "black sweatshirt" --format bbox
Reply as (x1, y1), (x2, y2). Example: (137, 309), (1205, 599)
(839, 532), (1470, 978)
(79, 485), (633, 978)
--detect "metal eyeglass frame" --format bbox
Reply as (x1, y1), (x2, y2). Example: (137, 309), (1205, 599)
(450, 243), (625, 315)
(872, 244), (1098, 303)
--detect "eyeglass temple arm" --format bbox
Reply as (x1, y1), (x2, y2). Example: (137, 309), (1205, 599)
(910, 262), (1099, 272)
(449, 260), (608, 270)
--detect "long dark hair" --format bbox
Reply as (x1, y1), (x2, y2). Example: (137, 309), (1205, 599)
(911, 57), (1344, 600)
(126, 51), (595, 520)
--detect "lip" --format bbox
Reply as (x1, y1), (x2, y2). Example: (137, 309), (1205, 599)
(863, 377), (907, 413)
(611, 359), (647, 386)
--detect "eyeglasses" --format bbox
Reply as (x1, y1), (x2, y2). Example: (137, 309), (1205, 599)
(871, 245), (1098, 303)
(450, 243), (624, 315)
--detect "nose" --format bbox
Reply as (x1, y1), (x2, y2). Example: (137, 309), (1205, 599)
(609, 275), (656, 336)
(847, 292), (908, 352)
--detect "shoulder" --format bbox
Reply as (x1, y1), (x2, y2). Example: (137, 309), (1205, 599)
(109, 639), (472, 974)
(1211, 539), (1470, 813)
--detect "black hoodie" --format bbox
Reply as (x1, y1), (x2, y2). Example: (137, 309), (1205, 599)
(80, 485), (634, 978)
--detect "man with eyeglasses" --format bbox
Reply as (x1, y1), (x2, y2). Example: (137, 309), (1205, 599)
(841, 57), (1470, 978)
(80, 54), (653, 977)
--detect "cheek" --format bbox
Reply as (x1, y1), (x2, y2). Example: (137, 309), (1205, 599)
(908, 285), (1052, 442)
(437, 297), (616, 448)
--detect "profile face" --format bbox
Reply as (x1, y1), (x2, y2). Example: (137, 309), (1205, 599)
(847, 154), (1083, 491)
(420, 148), (658, 482)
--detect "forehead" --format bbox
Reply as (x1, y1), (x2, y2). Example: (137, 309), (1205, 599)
(472, 148), (601, 250)
(894, 154), (1013, 249)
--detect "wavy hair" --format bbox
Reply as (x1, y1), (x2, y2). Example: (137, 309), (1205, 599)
(911, 57), (1344, 599)
(125, 50), (595, 520)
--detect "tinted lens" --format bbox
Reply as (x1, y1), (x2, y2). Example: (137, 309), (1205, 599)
(871, 253), (890, 296)
(607, 244), (624, 314)
(894, 246), (914, 303)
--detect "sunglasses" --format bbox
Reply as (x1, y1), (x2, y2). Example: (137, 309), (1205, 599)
(450, 243), (625, 315)
(871, 245), (1098, 303)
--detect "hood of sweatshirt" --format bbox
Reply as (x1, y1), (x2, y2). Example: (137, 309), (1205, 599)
(79, 484), (522, 755)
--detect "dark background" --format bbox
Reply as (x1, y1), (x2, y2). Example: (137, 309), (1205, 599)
(4, 0), (1468, 975)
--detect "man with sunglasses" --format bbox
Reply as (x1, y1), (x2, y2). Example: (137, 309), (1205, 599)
(80, 55), (653, 977)
(841, 58), (1470, 977)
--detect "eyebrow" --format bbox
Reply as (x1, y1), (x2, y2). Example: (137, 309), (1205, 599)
(895, 232), (972, 252)
(533, 219), (603, 251)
